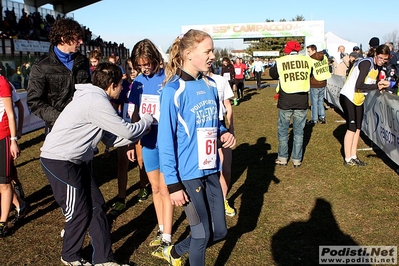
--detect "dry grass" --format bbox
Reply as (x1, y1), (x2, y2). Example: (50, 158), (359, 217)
(1, 75), (398, 266)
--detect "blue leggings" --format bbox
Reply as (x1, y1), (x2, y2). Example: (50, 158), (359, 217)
(175, 173), (227, 266)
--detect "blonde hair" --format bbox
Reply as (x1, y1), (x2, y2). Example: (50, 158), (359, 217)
(163, 29), (211, 85)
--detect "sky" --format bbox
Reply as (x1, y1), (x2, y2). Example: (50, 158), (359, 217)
(14, 0), (399, 53)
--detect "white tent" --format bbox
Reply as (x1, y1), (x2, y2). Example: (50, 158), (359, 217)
(157, 45), (169, 63)
(325, 31), (358, 56)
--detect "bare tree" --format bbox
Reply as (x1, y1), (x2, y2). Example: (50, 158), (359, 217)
(383, 30), (399, 50)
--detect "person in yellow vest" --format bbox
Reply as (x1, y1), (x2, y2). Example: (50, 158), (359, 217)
(339, 44), (391, 167)
(306, 44), (332, 124)
(269, 40), (313, 168)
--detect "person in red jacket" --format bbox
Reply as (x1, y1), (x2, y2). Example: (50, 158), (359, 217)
(232, 57), (247, 105)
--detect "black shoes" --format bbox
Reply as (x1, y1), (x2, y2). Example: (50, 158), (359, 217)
(12, 201), (29, 225)
(344, 158), (367, 167)
(306, 117), (326, 125)
(0, 222), (8, 238)
(352, 158), (366, 166)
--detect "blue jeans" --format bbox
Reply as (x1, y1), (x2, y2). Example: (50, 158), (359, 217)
(277, 109), (307, 163)
(310, 87), (326, 121)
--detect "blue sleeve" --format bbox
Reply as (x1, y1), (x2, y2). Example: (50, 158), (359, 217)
(128, 80), (140, 105)
(158, 86), (180, 186)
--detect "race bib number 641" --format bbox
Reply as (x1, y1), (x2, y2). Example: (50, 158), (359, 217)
(197, 127), (217, 169)
(139, 94), (160, 124)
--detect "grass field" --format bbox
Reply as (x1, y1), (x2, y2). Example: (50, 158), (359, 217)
(1, 77), (398, 266)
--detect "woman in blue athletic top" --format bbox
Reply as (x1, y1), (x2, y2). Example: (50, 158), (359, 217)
(126, 39), (174, 259)
(158, 29), (236, 266)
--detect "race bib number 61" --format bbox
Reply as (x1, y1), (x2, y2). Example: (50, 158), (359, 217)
(197, 127), (217, 170)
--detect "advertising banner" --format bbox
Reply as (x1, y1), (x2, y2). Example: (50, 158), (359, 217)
(15, 91), (45, 134)
(13, 39), (50, 53)
(362, 90), (399, 165)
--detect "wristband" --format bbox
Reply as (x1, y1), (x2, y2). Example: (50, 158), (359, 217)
(10, 137), (18, 141)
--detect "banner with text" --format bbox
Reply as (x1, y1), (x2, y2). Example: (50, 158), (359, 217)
(362, 90), (399, 165)
(13, 39), (50, 53)
(182, 21), (325, 50)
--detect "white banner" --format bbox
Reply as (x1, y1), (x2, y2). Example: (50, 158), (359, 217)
(362, 90), (399, 165)
(325, 74), (345, 112)
(15, 91), (45, 134)
(253, 51), (280, 57)
(13, 39), (50, 53)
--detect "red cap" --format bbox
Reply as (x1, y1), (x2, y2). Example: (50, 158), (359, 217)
(284, 41), (301, 54)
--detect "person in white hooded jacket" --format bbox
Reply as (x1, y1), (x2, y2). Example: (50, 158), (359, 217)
(40, 62), (153, 266)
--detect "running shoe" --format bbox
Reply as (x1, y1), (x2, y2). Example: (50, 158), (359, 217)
(163, 245), (182, 266)
(108, 201), (126, 217)
(149, 230), (162, 247)
(137, 187), (149, 202)
(224, 199), (236, 217)
(0, 222), (8, 238)
(343, 159), (357, 166)
(12, 201), (28, 225)
(275, 158), (287, 166)
(353, 158), (367, 167)
(151, 240), (171, 259)
(61, 257), (92, 265)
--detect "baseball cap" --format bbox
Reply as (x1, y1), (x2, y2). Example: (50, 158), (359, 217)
(284, 40), (301, 54)
(369, 37), (380, 48)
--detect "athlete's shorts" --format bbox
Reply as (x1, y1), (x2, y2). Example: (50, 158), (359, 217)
(0, 136), (15, 184)
(142, 145), (160, 172)
(339, 94), (363, 132)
